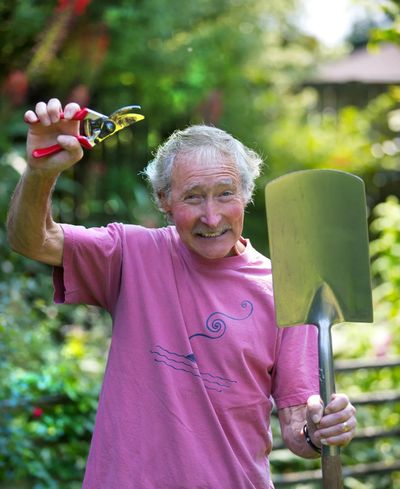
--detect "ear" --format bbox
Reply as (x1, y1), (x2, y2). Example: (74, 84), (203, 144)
(158, 191), (171, 213)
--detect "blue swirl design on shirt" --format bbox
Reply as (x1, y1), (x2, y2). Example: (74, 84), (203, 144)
(189, 300), (253, 341)
(150, 300), (254, 393)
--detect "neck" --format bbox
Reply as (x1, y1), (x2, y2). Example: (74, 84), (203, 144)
(228, 238), (246, 256)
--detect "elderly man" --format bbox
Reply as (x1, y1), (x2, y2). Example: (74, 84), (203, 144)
(7, 99), (356, 489)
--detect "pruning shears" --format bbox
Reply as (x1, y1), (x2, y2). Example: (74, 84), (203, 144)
(32, 105), (144, 158)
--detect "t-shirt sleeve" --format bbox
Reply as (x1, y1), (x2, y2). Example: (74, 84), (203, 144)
(271, 324), (319, 409)
(53, 222), (124, 313)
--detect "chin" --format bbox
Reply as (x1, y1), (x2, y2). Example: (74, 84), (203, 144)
(185, 233), (239, 259)
(193, 244), (234, 260)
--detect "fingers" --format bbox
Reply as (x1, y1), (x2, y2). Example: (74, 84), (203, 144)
(24, 99), (81, 125)
(316, 419), (356, 447)
(24, 110), (39, 124)
(63, 102), (81, 120)
(306, 394), (324, 425)
(311, 393), (357, 447)
(325, 393), (351, 414)
(34, 100), (60, 126)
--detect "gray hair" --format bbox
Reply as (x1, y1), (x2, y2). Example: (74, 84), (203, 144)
(143, 125), (263, 212)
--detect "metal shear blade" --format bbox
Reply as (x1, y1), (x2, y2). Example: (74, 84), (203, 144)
(88, 105), (145, 146)
(32, 105), (144, 158)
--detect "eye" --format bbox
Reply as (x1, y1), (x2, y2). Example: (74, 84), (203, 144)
(184, 193), (202, 203)
(219, 190), (235, 199)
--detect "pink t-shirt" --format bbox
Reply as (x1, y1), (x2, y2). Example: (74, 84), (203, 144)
(53, 224), (319, 489)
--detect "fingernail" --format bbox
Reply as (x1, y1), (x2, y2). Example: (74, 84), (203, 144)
(312, 415), (320, 424)
(320, 439), (328, 445)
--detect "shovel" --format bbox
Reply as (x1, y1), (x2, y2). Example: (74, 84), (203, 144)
(265, 169), (373, 489)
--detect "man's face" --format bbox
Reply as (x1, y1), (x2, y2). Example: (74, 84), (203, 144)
(163, 150), (245, 259)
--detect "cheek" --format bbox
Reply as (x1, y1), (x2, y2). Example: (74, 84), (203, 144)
(229, 201), (245, 224)
(172, 206), (198, 231)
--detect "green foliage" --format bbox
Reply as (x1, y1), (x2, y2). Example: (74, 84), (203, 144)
(0, 272), (110, 487)
(332, 194), (400, 370)
(1, 147), (110, 484)
(1, 0), (400, 487)
(328, 197), (400, 488)
(258, 86), (400, 178)
(1, 0), (325, 249)
(370, 196), (400, 334)
(370, 0), (400, 46)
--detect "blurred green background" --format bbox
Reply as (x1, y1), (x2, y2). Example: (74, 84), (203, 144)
(1, 1), (399, 488)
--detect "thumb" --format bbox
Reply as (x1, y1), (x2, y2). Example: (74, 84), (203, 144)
(306, 394), (324, 426)
(56, 135), (84, 164)
(57, 134), (83, 154)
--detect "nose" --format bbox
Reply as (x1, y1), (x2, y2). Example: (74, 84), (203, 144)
(200, 198), (222, 229)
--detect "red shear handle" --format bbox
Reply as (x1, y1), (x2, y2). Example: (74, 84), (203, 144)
(32, 135), (93, 158)
(31, 108), (91, 158)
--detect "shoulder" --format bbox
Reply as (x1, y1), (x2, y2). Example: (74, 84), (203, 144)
(123, 224), (176, 246)
(244, 240), (273, 280)
(119, 224), (181, 262)
(62, 222), (173, 245)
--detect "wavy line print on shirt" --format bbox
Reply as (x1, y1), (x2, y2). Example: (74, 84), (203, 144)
(150, 300), (254, 393)
(150, 345), (237, 393)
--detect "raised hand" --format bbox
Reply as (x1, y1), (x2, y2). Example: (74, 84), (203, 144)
(24, 98), (84, 174)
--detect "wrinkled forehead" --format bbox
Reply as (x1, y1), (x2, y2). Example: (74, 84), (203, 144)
(169, 147), (242, 195)
(173, 146), (238, 171)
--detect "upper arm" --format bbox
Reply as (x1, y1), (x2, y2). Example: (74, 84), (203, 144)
(53, 222), (124, 311)
(271, 324), (319, 407)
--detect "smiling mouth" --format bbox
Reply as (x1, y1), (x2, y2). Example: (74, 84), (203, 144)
(195, 228), (230, 239)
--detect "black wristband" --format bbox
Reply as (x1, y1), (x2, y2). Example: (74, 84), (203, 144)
(303, 423), (321, 454)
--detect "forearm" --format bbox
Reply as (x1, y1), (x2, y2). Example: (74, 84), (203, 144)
(278, 405), (321, 459)
(7, 167), (63, 265)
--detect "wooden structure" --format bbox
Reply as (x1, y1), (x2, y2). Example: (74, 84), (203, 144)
(306, 43), (400, 111)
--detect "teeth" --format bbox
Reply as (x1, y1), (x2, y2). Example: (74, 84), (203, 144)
(198, 229), (228, 238)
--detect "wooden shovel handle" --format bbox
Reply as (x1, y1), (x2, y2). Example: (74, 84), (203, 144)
(322, 453), (343, 489)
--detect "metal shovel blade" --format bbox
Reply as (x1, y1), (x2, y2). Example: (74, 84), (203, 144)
(265, 169), (373, 489)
